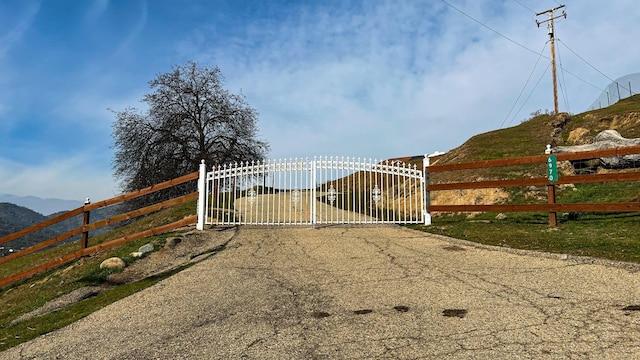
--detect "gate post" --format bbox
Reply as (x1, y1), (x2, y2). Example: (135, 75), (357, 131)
(423, 154), (432, 226)
(196, 160), (207, 230)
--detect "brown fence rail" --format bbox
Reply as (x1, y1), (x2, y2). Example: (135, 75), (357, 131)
(426, 145), (640, 226)
(0, 171), (199, 287)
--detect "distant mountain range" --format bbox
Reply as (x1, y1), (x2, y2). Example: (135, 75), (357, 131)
(0, 194), (83, 216)
(0, 199), (120, 257)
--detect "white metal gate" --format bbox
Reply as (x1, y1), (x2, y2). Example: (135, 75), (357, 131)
(197, 156), (425, 226)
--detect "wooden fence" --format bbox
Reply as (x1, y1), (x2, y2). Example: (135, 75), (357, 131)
(426, 146), (640, 226)
(0, 171), (199, 287)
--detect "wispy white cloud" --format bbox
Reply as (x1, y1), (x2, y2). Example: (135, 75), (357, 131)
(177, 0), (640, 160)
(0, 155), (117, 201)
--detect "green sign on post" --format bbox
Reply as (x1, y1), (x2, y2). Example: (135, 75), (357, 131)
(547, 155), (558, 182)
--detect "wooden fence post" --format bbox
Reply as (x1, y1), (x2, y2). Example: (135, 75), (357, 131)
(81, 198), (91, 248)
(545, 145), (558, 227)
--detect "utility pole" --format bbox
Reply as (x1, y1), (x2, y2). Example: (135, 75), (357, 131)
(536, 5), (567, 115)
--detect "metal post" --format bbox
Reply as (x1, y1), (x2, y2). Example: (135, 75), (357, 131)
(423, 154), (432, 226)
(196, 160), (207, 230)
(81, 198), (91, 248)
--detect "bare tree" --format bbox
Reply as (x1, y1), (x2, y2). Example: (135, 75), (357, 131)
(112, 61), (269, 200)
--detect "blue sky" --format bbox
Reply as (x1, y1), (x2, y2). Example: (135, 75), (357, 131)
(1, 0), (639, 201)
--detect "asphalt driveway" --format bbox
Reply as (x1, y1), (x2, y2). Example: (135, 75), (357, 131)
(3, 225), (639, 359)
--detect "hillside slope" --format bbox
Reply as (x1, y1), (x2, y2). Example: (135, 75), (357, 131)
(435, 94), (640, 166)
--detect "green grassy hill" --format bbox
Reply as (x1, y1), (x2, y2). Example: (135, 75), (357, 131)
(436, 94), (640, 165)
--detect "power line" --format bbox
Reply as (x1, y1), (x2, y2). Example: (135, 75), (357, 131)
(438, 0), (542, 57)
(439, 0), (620, 113)
(557, 38), (632, 94)
(508, 63), (552, 127)
(555, 42), (571, 114)
(510, 0), (535, 14)
(500, 42), (548, 128)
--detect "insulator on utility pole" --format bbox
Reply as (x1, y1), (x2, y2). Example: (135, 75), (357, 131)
(535, 5), (567, 116)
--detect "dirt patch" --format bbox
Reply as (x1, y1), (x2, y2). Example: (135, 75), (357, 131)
(11, 286), (102, 324)
(442, 245), (466, 252)
(443, 309), (468, 318)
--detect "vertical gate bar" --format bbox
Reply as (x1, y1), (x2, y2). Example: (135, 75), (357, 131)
(219, 166), (224, 224)
(368, 159), (373, 224)
(219, 166), (225, 225)
(327, 157), (331, 223)
(216, 168), (219, 224)
(210, 170), (214, 225)
(321, 157), (326, 224)
(311, 157), (317, 224)
(411, 167), (415, 222)
(240, 163), (245, 225)
(347, 157), (351, 224)
(274, 161), (278, 224)
(356, 159), (360, 223)
(221, 165), (226, 225)
(403, 166), (407, 223)
(254, 161), (259, 225)
(289, 159), (292, 224)
(232, 163), (238, 225)
(336, 157), (340, 223)
(213, 168), (218, 225)
(217, 166), (222, 224)
(236, 163), (241, 225)
(386, 160), (393, 222)
(356, 160), (359, 223)
(358, 158), (362, 223)
(286, 159), (290, 224)
(297, 159), (301, 225)
(279, 159), (283, 225)
(396, 166), (400, 224)
(241, 163), (246, 225)
(305, 158), (308, 224)
(228, 165), (235, 222)
(244, 163), (248, 225)
(258, 161), (262, 224)
(339, 157), (343, 223)
(383, 161), (388, 223)
(228, 165), (233, 225)
(391, 162), (395, 223)
(244, 163), (249, 225)
(265, 161), (270, 225)
(407, 167), (413, 223)
(351, 157), (355, 224)
(252, 161), (257, 225)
